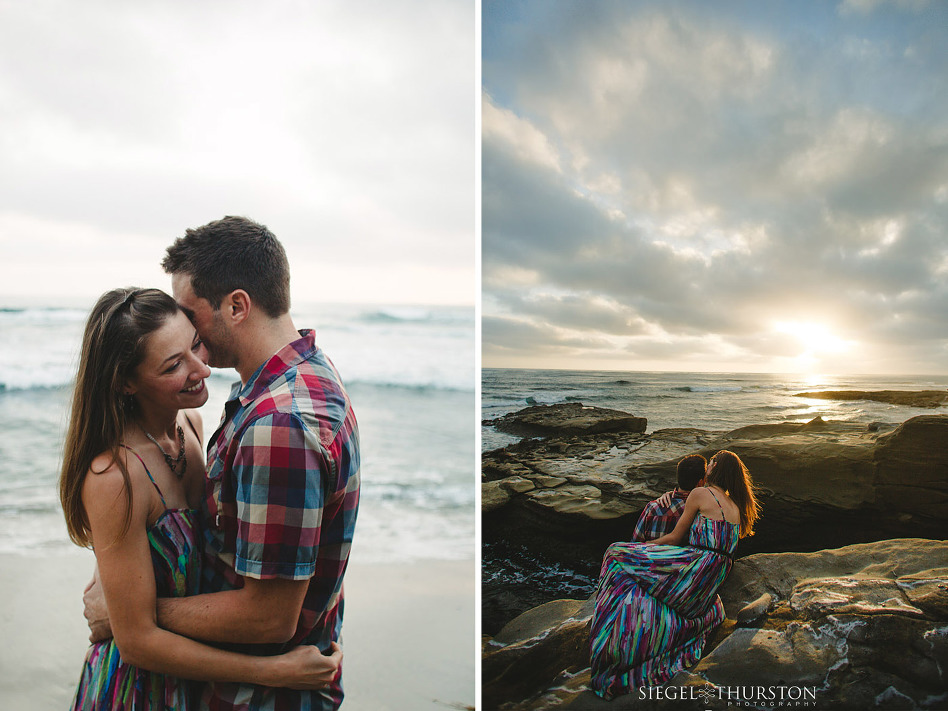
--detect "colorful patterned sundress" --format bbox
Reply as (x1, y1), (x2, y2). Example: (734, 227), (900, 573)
(590, 489), (739, 699)
(72, 448), (201, 710)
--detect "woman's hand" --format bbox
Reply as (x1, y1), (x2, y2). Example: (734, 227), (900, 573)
(656, 489), (676, 508)
(272, 642), (343, 690)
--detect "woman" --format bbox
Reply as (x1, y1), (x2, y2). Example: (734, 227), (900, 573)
(589, 450), (760, 699)
(59, 288), (338, 710)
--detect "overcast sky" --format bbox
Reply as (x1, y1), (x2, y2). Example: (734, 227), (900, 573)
(0, 0), (473, 307)
(483, 0), (948, 375)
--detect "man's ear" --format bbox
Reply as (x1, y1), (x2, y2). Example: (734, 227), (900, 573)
(223, 290), (251, 325)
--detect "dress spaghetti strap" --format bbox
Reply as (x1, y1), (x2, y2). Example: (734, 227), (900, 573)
(706, 487), (726, 518)
(182, 411), (202, 445)
(120, 445), (169, 509)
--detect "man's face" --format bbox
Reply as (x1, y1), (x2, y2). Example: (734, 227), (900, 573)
(171, 272), (236, 369)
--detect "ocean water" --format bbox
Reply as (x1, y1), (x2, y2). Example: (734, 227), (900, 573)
(483, 368), (948, 451)
(0, 302), (475, 563)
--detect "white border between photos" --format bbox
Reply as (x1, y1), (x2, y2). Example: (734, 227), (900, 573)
(474, 1), (484, 708)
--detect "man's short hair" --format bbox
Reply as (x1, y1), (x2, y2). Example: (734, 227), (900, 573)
(161, 216), (290, 318)
(676, 454), (707, 490)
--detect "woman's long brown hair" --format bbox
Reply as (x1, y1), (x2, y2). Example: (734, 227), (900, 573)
(706, 449), (761, 538)
(59, 288), (179, 547)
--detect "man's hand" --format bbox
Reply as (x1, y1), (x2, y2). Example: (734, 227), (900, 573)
(83, 567), (113, 643)
(277, 642), (343, 690)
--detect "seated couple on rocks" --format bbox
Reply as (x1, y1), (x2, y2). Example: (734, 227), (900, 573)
(590, 451), (760, 699)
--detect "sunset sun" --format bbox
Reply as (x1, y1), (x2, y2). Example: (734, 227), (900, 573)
(773, 320), (852, 372)
(774, 321), (850, 354)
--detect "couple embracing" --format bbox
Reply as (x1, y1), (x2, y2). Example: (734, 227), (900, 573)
(59, 216), (360, 710)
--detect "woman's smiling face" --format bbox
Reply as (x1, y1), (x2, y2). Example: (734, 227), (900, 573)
(126, 310), (211, 412)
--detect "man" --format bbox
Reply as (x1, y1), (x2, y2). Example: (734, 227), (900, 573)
(631, 454), (706, 542)
(87, 216), (360, 710)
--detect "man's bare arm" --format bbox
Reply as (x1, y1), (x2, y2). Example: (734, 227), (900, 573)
(155, 576), (310, 644)
(85, 573), (309, 645)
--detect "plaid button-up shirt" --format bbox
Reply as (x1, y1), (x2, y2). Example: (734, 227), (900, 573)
(199, 330), (360, 711)
(631, 491), (688, 542)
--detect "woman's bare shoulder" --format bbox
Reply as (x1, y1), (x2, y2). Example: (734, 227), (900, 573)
(83, 450), (148, 506)
(86, 450), (126, 483)
(686, 486), (714, 503)
(81, 449), (156, 544)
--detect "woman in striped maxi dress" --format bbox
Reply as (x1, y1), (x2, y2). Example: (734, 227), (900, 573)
(590, 450), (760, 699)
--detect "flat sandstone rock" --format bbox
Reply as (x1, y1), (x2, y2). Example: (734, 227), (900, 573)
(487, 403), (647, 438)
(795, 389), (948, 408)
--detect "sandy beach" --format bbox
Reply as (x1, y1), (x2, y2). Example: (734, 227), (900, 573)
(0, 549), (474, 710)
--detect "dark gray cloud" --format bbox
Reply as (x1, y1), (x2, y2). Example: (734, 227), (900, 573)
(483, 0), (948, 373)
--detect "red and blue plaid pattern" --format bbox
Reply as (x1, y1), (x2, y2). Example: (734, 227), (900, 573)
(199, 330), (360, 711)
(630, 492), (687, 542)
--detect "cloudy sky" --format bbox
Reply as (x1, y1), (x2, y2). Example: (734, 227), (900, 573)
(0, 0), (473, 307)
(483, 0), (948, 375)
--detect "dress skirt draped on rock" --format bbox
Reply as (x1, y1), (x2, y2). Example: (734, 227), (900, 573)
(590, 514), (739, 699)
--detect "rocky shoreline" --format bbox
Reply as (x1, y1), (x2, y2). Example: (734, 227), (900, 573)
(482, 402), (948, 708)
(483, 538), (948, 710)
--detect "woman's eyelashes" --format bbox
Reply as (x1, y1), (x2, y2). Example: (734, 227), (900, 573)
(164, 340), (204, 374)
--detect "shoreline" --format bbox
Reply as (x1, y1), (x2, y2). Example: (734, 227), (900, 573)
(482, 403), (948, 632)
(481, 371), (948, 452)
(0, 549), (474, 711)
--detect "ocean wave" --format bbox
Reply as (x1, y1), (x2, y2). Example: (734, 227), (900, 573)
(481, 565), (596, 596)
(343, 377), (474, 393)
(481, 399), (529, 412)
(351, 306), (472, 327)
(0, 370), (75, 393)
(674, 385), (744, 393)
(0, 369), (474, 395)
(0, 375), (473, 396)
(524, 394), (571, 405)
(739, 384), (785, 393)
(0, 501), (60, 515)
(362, 482), (474, 510)
(522, 389), (595, 405)
(482, 542), (597, 594)
(205, 357), (475, 393)
(0, 307), (89, 324)
(0, 364), (240, 395)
